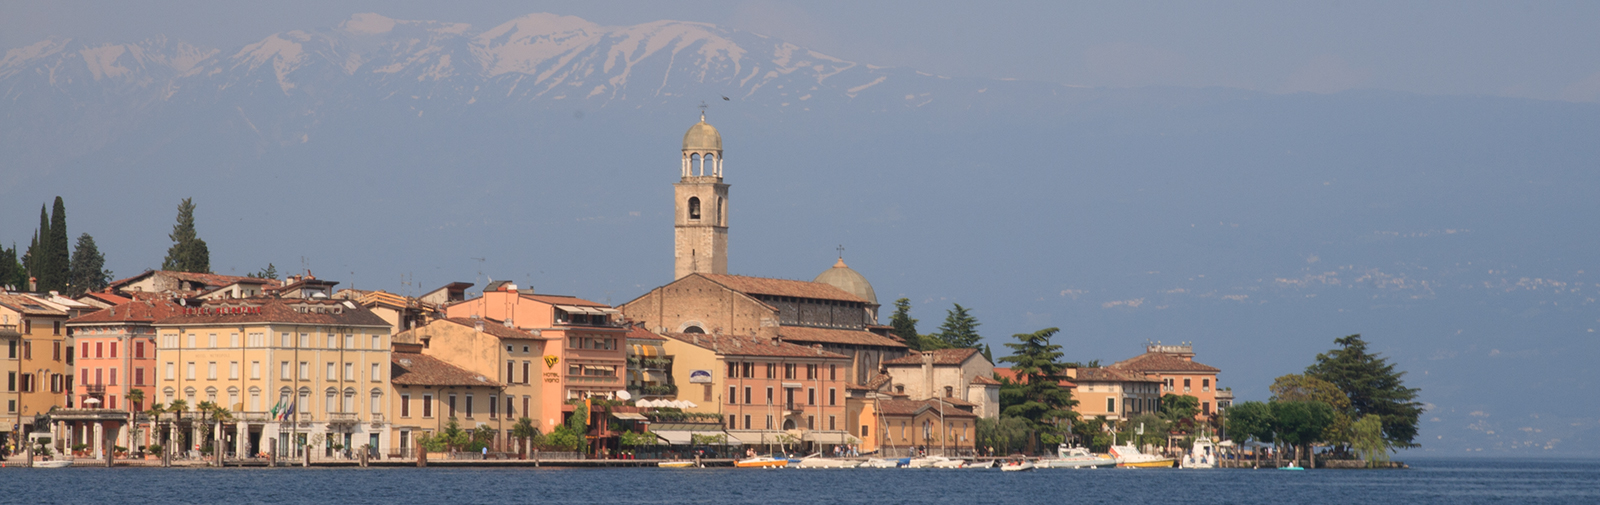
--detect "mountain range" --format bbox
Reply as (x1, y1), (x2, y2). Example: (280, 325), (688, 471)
(3, 12), (1599, 456)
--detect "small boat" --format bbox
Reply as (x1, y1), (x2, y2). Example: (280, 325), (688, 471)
(33, 460), (73, 469)
(932, 459), (967, 469)
(1110, 444), (1175, 468)
(1000, 460), (1035, 472)
(795, 454), (861, 468)
(907, 455), (955, 468)
(963, 460), (995, 469)
(1180, 438), (1216, 469)
(1279, 464), (1305, 471)
(657, 460), (696, 468)
(859, 458), (905, 468)
(1039, 445), (1117, 469)
(734, 455), (789, 468)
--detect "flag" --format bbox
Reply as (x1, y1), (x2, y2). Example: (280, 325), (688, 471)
(269, 399), (282, 419)
(283, 400), (296, 421)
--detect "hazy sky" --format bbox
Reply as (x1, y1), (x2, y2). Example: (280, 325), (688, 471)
(5, 0), (1600, 102)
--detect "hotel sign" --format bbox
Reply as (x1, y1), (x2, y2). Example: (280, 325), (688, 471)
(688, 370), (712, 383)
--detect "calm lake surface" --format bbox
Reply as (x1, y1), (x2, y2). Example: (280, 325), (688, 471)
(1, 458), (1596, 504)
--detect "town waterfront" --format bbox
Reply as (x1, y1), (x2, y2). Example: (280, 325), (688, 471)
(1, 458), (1596, 504)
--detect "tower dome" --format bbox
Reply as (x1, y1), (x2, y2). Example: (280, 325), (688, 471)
(682, 113), (722, 152)
(813, 257), (877, 305)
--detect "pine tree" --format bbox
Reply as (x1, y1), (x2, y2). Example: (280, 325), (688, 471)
(0, 244), (24, 291)
(161, 198), (210, 273)
(68, 233), (112, 296)
(935, 303), (982, 348)
(248, 263), (279, 280)
(1305, 334), (1423, 448)
(997, 327), (1078, 435)
(49, 196), (69, 291)
(889, 298), (921, 350)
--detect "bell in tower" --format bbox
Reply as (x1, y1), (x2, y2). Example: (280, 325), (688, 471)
(674, 111), (729, 280)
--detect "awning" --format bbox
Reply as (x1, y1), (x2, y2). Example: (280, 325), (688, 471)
(654, 430), (741, 446)
(557, 305), (604, 315)
(782, 383), (802, 389)
(802, 431), (852, 444)
(727, 430), (788, 446)
(611, 412), (648, 421)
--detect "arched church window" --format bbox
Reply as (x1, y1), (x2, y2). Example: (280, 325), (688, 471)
(688, 197), (701, 220)
(683, 326), (705, 334)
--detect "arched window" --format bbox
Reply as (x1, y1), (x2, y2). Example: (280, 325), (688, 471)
(370, 389), (383, 415)
(163, 387), (176, 404)
(688, 197), (701, 220)
(944, 386), (953, 398)
(683, 326), (705, 334)
(184, 387), (197, 406)
(344, 387), (356, 413)
(205, 386), (218, 403)
(326, 387), (338, 414)
(249, 387), (262, 412)
(227, 386), (239, 411)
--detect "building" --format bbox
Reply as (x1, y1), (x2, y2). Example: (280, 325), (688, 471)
(388, 342), (503, 458)
(619, 112), (909, 387)
(56, 298), (183, 457)
(393, 316), (551, 451)
(881, 348), (1000, 419)
(1109, 343), (1223, 418)
(151, 296), (393, 460)
(869, 398), (978, 457)
(624, 324), (675, 400)
(0, 293), (72, 440)
(442, 281), (628, 434)
(107, 270), (279, 299)
(658, 331), (854, 452)
(1065, 367), (1162, 422)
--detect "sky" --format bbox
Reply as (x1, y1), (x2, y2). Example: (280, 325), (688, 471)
(5, 0), (1600, 102)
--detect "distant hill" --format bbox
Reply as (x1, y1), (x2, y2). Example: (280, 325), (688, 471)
(3, 12), (1599, 455)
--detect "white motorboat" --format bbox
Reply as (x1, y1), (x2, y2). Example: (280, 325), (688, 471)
(907, 455), (955, 468)
(964, 460), (996, 469)
(796, 454), (861, 468)
(1180, 438), (1217, 469)
(1038, 445), (1117, 469)
(32, 460), (73, 468)
(860, 458), (904, 468)
(1000, 460), (1035, 472)
(932, 459), (967, 469)
(1110, 444), (1175, 468)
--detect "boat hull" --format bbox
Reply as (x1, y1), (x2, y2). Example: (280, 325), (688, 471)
(735, 457), (789, 468)
(1118, 459), (1176, 468)
(658, 461), (695, 468)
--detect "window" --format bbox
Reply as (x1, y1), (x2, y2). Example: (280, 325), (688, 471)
(728, 415), (736, 429)
(230, 333), (239, 347)
(807, 416), (815, 430)
(766, 363), (775, 378)
(726, 362), (736, 378)
(251, 361), (260, 380)
(250, 389), (261, 411)
(325, 363), (336, 380)
(166, 362), (175, 380)
(489, 396), (498, 418)
(135, 341), (145, 358)
(371, 363), (381, 382)
(523, 397), (530, 418)
(422, 395), (433, 417)
(80, 368), (87, 385)
(1202, 378), (1211, 392)
(808, 388), (815, 405)
(945, 386), (953, 398)
(207, 362), (217, 380)
(372, 391), (382, 414)
(22, 341), (30, 360)
(766, 387), (773, 405)
(447, 395), (458, 417)
(743, 415), (751, 430)
(208, 333), (217, 348)
(744, 386), (752, 404)
(728, 386), (737, 404)
(300, 333), (310, 348)
(829, 388), (837, 406)
(94, 342), (102, 358)
(829, 365), (836, 381)
(344, 334), (354, 349)
(95, 368), (103, 385)
(688, 197), (701, 220)
(806, 364), (817, 380)
(372, 335), (380, 349)
(281, 362), (291, 380)
(522, 362), (530, 384)
(326, 390), (336, 414)
(829, 415), (836, 431)
(299, 362), (309, 380)
(327, 335), (337, 348)
(230, 362), (239, 380)
(465, 396), (474, 418)
(53, 320), (61, 335)
(110, 341), (118, 358)
(187, 334), (195, 348)
(187, 362), (196, 380)
(765, 415), (773, 429)
(784, 363), (796, 379)
(401, 394), (411, 417)
(248, 333), (263, 347)
(507, 362), (515, 383)
(1107, 397), (1116, 412)
(1203, 402), (1211, 415)
(1184, 378), (1191, 393)
(134, 368), (144, 386)
(742, 362), (753, 378)
(6, 372), (13, 392)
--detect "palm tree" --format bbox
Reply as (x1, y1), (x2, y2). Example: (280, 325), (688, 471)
(125, 389), (144, 456)
(143, 402), (167, 457)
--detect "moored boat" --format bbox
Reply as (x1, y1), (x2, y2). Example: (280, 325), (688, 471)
(735, 455), (789, 468)
(907, 455), (955, 468)
(1039, 445), (1117, 469)
(1180, 438), (1216, 469)
(658, 460), (696, 468)
(32, 460), (73, 468)
(1110, 444), (1175, 468)
(964, 460), (995, 469)
(796, 455), (861, 468)
(859, 458), (905, 468)
(932, 459), (967, 469)
(1000, 460), (1035, 472)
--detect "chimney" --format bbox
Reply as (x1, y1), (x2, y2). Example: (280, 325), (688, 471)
(29, 277), (36, 292)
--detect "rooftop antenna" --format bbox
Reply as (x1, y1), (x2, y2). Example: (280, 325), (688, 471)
(471, 257), (486, 291)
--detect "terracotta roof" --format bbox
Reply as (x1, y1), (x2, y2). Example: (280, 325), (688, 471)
(777, 326), (907, 348)
(81, 291), (130, 305)
(520, 293), (611, 307)
(699, 274), (867, 304)
(883, 348), (979, 366)
(391, 351), (503, 387)
(970, 374), (1001, 386)
(624, 325), (667, 341)
(938, 396), (978, 408)
(1111, 352), (1221, 374)
(67, 299), (185, 325)
(0, 294), (68, 316)
(152, 298), (390, 327)
(1073, 367), (1161, 383)
(432, 317), (546, 340)
(994, 367), (1078, 389)
(875, 399), (978, 418)
(109, 270), (280, 290)
(661, 332), (849, 359)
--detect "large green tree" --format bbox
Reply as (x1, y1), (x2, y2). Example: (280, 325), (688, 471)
(997, 327), (1078, 441)
(1305, 334), (1423, 447)
(48, 197), (69, 291)
(1224, 401), (1275, 467)
(1271, 400), (1335, 466)
(0, 244), (25, 291)
(1270, 373), (1353, 447)
(1160, 393), (1201, 426)
(889, 298), (921, 349)
(67, 233), (112, 296)
(934, 303), (982, 348)
(161, 198), (210, 273)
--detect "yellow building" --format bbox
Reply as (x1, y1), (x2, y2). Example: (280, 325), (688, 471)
(152, 297), (392, 460)
(387, 342), (504, 458)
(1066, 367), (1162, 422)
(0, 293), (72, 439)
(394, 316), (548, 451)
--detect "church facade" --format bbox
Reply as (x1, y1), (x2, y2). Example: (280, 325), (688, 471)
(619, 113), (908, 387)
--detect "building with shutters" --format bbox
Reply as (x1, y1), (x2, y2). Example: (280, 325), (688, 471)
(56, 298), (183, 457)
(393, 315), (550, 452)
(387, 342), (503, 458)
(0, 293), (73, 441)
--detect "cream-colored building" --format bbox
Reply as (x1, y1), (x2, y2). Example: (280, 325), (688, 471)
(152, 297), (392, 459)
(881, 348), (1000, 419)
(387, 342), (503, 458)
(394, 316), (548, 451)
(1066, 367), (1162, 422)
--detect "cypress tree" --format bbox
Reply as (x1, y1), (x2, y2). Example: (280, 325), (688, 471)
(0, 244), (24, 291)
(68, 233), (112, 296)
(29, 206), (50, 290)
(49, 196), (69, 291)
(161, 198), (210, 273)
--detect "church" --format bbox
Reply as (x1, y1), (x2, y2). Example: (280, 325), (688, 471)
(618, 112), (910, 385)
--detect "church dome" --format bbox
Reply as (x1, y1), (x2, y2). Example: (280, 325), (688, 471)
(683, 114), (722, 152)
(813, 257), (877, 305)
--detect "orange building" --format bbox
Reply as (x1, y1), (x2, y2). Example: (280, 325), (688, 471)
(1109, 343), (1223, 418)
(0, 293), (73, 441)
(60, 298), (183, 455)
(442, 281), (628, 435)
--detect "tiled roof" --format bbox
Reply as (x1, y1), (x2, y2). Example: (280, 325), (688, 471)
(520, 293), (611, 307)
(67, 299), (185, 324)
(0, 294), (68, 316)
(699, 274), (867, 303)
(938, 396), (978, 408)
(994, 367), (1078, 388)
(109, 270), (280, 290)
(152, 298), (390, 327)
(875, 399), (978, 418)
(882, 348), (979, 366)
(777, 326), (907, 348)
(1111, 352), (1221, 374)
(81, 291), (130, 305)
(1073, 367), (1161, 383)
(661, 332), (849, 359)
(624, 325), (667, 341)
(970, 374), (1001, 386)
(391, 351), (503, 387)
(434, 317), (546, 340)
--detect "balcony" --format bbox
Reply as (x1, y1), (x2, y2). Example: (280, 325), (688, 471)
(240, 412), (272, 422)
(784, 402), (805, 415)
(368, 413), (385, 427)
(84, 384), (106, 396)
(641, 356), (674, 370)
(628, 384), (678, 398)
(327, 412), (359, 424)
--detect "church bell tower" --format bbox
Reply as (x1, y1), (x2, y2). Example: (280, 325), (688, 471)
(674, 111), (729, 280)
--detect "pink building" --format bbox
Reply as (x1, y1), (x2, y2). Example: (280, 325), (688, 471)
(62, 298), (182, 452)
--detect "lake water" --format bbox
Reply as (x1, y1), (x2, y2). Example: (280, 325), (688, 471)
(1, 458), (1596, 504)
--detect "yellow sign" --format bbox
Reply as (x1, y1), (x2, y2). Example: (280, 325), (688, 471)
(544, 355), (560, 369)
